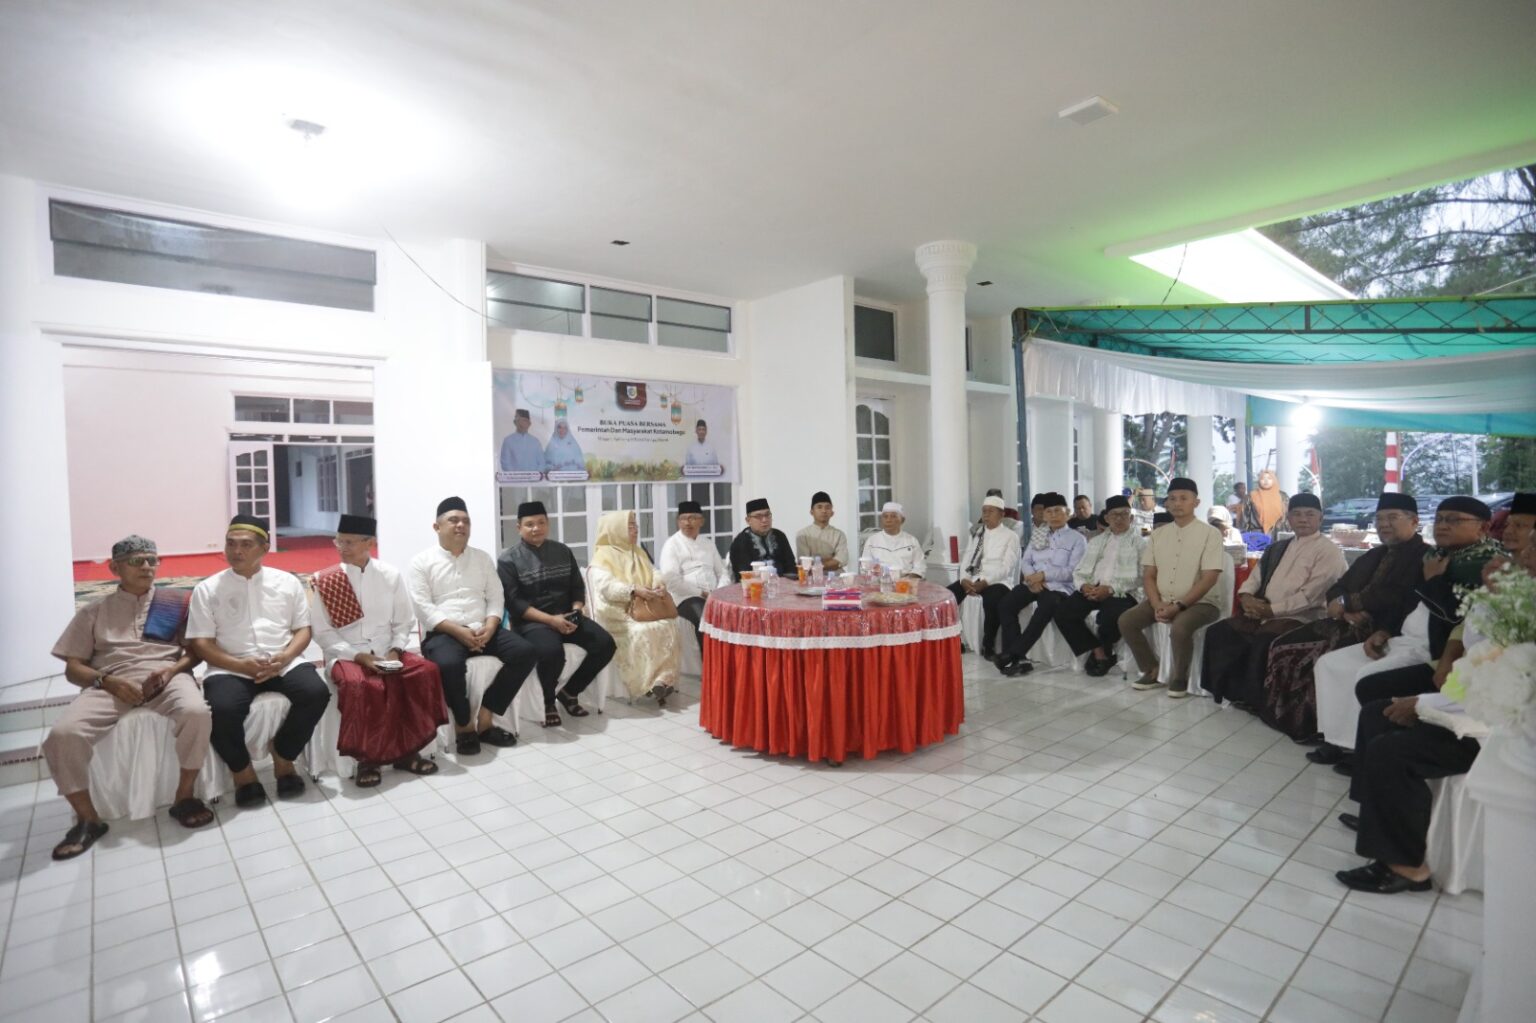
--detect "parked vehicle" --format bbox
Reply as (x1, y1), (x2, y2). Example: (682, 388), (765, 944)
(1322, 497), (1377, 529)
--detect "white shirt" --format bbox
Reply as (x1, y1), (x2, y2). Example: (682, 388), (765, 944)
(187, 566), (311, 678)
(685, 441), (720, 466)
(406, 545), (504, 634)
(658, 531), (731, 603)
(862, 530), (926, 578)
(961, 525), (1020, 586)
(1093, 531), (1128, 588)
(310, 558), (416, 669)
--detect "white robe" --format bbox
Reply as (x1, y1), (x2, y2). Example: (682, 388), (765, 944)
(1316, 603), (1432, 748)
(310, 559), (415, 671)
(861, 530), (926, 578)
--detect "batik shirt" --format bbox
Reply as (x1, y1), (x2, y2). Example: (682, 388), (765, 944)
(498, 539), (586, 618)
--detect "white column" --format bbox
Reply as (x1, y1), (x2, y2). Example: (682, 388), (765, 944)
(1276, 424), (1305, 495)
(1233, 415), (1250, 489)
(916, 241), (976, 560)
(1030, 397), (1075, 499)
(1093, 407), (1124, 507)
(1465, 738), (1536, 1023)
(1187, 414), (1214, 512)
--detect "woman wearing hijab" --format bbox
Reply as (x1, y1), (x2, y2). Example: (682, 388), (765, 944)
(1237, 469), (1290, 536)
(589, 511), (684, 706)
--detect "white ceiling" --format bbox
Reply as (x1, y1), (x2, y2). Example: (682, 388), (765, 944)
(4, 0), (1535, 315)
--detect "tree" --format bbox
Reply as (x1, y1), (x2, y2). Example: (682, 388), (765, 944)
(1123, 414), (1185, 489)
(1259, 165), (1536, 298)
(1312, 428), (1388, 501)
(1480, 437), (1536, 493)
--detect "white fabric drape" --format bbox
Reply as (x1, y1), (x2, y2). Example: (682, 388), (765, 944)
(1024, 336), (1536, 415)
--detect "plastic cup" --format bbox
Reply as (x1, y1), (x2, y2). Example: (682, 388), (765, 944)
(746, 580), (764, 601)
(894, 579), (912, 594)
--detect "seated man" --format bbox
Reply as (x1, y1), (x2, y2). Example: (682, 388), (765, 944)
(1066, 494), (1101, 537)
(311, 514), (445, 788)
(44, 535), (212, 859)
(861, 501), (926, 579)
(729, 498), (797, 580)
(1131, 488), (1162, 534)
(1053, 496), (1145, 677)
(499, 408), (544, 473)
(1027, 493), (1047, 531)
(658, 499), (732, 650)
(1308, 495), (1504, 768)
(498, 501), (617, 727)
(1484, 491), (1534, 569)
(1333, 542), (1536, 894)
(187, 515), (331, 806)
(795, 491), (849, 572)
(997, 492), (1087, 676)
(948, 495), (1021, 660)
(1118, 477), (1227, 698)
(408, 497), (533, 756)
(1261, 492), (1427, 741)
(1202, 493), (1345, 708)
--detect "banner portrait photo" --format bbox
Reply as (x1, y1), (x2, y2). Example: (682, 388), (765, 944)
(493, 369), (739, 485)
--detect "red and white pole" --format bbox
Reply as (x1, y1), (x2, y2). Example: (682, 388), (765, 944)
(1384, 431), (1400, 493)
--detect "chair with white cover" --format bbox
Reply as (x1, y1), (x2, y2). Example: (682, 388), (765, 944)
(676, 616), (703, 677)
(1426, 773), (1484, 894)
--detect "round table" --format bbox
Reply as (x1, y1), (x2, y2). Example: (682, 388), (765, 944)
(699, 581), (964, 764)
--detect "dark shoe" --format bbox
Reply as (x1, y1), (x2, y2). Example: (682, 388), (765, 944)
(1339, 812), (1359, 832)
(980, 650), (998, 663)
(1336, 861), (1432, 894)
(478, 726), (518, 748)
(1002, 659), (1033, 677)
(455, 732), (482, 756)
(1130, 671), (1164, 691)
(1306, 743), (1349, 765)
(1084, 655), (1115, 678)
(52, 819), (109, 860)
(275, 773), (305, 799)
(1332, 760), (1355, 779)
(994, 655), (1015, 673)
(168, 798), (214, 828)
(1167, 681), (1190, 699)
(1293, 732), (1325, 747)
(234, 782), (268, 807)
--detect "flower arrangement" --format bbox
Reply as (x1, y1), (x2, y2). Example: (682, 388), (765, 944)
(1443, 564), (1536, 731)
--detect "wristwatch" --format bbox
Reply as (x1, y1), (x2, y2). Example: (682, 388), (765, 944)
(91, 674), (106, 689)
(1173, 600), (1187, 611)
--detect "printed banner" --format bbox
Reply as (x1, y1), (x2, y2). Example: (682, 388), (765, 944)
(494, 370), (738, 485)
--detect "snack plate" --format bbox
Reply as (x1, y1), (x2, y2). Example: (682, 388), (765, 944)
(796, 587), (828, 597)
(867, 591), (917, 605)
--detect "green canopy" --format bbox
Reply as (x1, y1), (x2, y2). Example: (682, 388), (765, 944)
(1016, 295), (1536, 364)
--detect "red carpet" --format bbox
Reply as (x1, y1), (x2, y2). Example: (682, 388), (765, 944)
(72, 535), (363, 582)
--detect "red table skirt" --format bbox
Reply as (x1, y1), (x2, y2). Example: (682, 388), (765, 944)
(700, 633), (964, 762)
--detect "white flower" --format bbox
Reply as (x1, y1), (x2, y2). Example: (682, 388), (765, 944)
(1459, 640), (1536, 730)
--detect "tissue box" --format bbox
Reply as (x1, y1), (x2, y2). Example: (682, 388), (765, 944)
(822, 588), (864, 611)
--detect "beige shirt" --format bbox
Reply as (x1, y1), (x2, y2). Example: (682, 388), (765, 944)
(1238, 532), (1347, 621)
(52, 588), (184, 684)
(795, 523), (850, 566)
(1140, 518), (1228, 608)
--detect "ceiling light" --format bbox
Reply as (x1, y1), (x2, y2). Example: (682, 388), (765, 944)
(1058, 96), (1119, 126)
(976, 280), (993, 287)
(1291, 399), (1323, 431)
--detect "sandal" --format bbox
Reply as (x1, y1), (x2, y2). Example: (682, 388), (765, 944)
(455, 732), (481, 755)
(355, 765), (382, 788)
(555, 692), (590, 718)
(234, 782), (268, 807)
(392, 755), (439, 776)
(168, 798), (214, 828)
(542, 705), (562, 728)
(275, 773), (305, 799)
(477, 726), (517, 748)
(52, 819), (109, 860)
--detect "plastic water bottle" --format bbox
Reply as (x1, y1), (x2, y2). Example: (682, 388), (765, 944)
(878, 563), (893, 595)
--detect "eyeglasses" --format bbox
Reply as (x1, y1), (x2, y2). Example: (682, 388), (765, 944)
(333, 538), (371, 548)
(120, 556), (160, 568)
(1434, 514), (1483, 526)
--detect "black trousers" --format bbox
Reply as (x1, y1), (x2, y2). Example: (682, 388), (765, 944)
(1200, 617), (1304, 707)
(1357, 662), (1438, 707)
(1351, 704), (1480, 866)
(204, 663), (331, 773)
(423, 628), (537, 728)
(947, 582), (1012, 654)
(678, 597), (706, 651)
(1052, 592), (1138, 657)
(513, 618), (617, 705)
(999, 586), (1069, 660)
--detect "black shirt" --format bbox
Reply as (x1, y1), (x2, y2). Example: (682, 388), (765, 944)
(728, 527), (797, 581)
(498, 539), (585, 619)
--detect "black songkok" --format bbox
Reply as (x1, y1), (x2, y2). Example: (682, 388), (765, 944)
(1377, 492), (1417, 514)
(1104, 495), (1130, 512)
(746, 498), (770, 514)
(1153, 512), (1174, 526)
(677, 501), (703, 516)
(1289, 493), (1322, 511)
(517, 501), (548, 520)
(1167, 477), (1198, 495)
(514, 408), (531, 420)
(337, 514), (376, 536)
(1042, 492), (1069, 509)
(1029, 493), (1046, 507)
(1438, 496), (1491, 521)
(228, 514), (269, 539)
(436, 496), (468, 518)
(1511, 492), (1536, 517)
(810, 491), (832, 507)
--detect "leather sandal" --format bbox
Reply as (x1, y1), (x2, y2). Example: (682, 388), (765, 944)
(275, 773), (305, 799)
(392, 755), (438, 775)
(168, 798), (214, 828)
(52, 819), (108, 860)
(555, 692), (589, 718)
(354, 765), (382, 788)
(542, 705), (562, 728)
(455, 732), (481, 755)
(477, 726), (518, 748)
(234, 781), (268, 807)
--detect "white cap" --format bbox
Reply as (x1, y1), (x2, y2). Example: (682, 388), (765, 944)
(982, 495), (1005, 510)
(881, 501), (904, 516)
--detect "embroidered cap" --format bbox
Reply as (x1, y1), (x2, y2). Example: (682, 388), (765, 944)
(227, 514), (269, 540)
(111, 535), (157, 559)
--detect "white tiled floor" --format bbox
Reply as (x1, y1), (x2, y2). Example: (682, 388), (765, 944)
(0, 653), (1480, 1022)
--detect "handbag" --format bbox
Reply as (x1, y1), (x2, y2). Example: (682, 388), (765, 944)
(628, 588), (678, 623)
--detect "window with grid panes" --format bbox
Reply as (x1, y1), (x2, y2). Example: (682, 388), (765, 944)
(600, 484), (659, 561)
(499, 485), (589, 565)
(317, 454), (339, 513)
(665, 482), (736, 557)
(855, 401), (893, 534)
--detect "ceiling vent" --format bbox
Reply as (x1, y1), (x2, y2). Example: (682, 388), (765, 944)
(1058, 96), (1119, 126)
